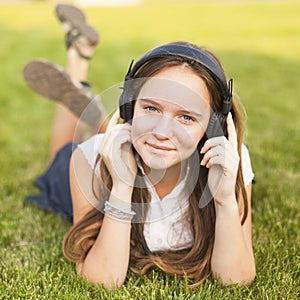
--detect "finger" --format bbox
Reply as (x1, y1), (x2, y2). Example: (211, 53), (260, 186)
(111, 135), (132, 155)
(200, 145), (224, 166)
(101, 126), (131, 151)
(106, 109), (121, 131)
(205, 155), (226, 169)
(227, 112), (238, 150)
(100, 123), (131, 154)
(200, 136), (226, 154)
(104, 124), (132, 145)
(104, 123), (131, 136)
(100, 132), (131, 158)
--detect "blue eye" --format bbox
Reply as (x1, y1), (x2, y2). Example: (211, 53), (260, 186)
(181, 115), (194, 122)
(145, 106), (157, 112)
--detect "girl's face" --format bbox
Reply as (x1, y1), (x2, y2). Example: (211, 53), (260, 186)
(131, 65), (211, 171)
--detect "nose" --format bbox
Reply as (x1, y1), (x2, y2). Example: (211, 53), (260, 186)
(152, 115), (174, 140)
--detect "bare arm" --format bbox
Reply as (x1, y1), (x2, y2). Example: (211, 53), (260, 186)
(70, 148), (133, 289)
(210, 183), (256, 285)
(80, 186), (133, 289)
(201, 114), (256, 285)
(70, 110), (137, 289)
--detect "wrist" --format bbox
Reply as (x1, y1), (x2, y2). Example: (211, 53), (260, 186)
(111, 175), (136, 194)
(104, 200), (135, 222)
(106, 186), (135, 222)
(214, 193), (238, 210)
(110, 184), (134, 204)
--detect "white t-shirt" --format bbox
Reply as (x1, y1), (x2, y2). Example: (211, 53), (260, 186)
(78, 134), (254, 252)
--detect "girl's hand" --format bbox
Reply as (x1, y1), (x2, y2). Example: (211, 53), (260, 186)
(99, 109), (137, 189)
(200, 112), (240, 206)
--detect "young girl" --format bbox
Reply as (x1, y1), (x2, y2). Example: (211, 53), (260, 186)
(25, 4), (255, 290)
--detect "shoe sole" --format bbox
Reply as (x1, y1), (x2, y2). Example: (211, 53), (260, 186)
(55, 4), (86, 24)
(55, 3), (99, 46)
(23, 59), (101, 125)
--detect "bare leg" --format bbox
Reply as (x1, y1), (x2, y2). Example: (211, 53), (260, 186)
(48, 42), (108, 163)
(22, 4), (109, 163)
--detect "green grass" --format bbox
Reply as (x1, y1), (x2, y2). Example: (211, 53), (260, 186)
(0, 1), (299, 299)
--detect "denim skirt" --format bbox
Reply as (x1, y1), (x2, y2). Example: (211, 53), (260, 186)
(26, 143), (77, 224)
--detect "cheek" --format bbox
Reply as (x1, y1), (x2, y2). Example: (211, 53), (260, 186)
(175, 125), (204, 150)
(131, 115), (153, 142)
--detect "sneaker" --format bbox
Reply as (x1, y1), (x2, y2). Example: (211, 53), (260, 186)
(23, 59), (102, 125)
(55, 3), (100, 59)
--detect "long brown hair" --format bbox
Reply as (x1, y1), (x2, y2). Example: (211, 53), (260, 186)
(63, 41), (248, 287)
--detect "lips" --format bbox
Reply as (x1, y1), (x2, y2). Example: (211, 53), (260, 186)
(146, 142), (175, 151)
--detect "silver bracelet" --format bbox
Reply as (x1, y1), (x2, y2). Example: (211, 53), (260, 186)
(105, 201), (136, 216)
(104, 201), (135, 221)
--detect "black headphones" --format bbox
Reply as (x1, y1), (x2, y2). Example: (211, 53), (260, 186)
(119, 43), (233, 140)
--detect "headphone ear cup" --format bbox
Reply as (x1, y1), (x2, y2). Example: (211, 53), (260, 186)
(205, 112), (228, 139)
(119, 90), (131, 122)
(119, 79), (135, 123)
(198, 111), (229, 157)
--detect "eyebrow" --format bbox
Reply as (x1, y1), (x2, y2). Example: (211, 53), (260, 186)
(138, 98), (204, 118)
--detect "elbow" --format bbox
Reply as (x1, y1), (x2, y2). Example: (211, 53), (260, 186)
(220, 272), (256, 287)
(101, 276), (126, 291)
(243, 270), (256, 286)
(91, 278), (125, 291)
(214, 266), (256, 287)
(78, 264), (126, 291)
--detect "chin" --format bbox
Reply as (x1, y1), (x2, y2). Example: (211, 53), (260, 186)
(135, 143), (184, 170)
(142, 155), (168, 170)
(142, 154), (182, 171)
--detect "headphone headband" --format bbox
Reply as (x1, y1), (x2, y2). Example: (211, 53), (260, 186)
(125, 43), (228, 97)
(119, 43), (232, 122)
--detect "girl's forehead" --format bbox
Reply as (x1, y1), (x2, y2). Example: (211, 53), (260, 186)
(137, 75), (211, 112)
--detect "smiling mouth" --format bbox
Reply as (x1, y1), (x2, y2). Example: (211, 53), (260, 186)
(146, 142), (175, 151)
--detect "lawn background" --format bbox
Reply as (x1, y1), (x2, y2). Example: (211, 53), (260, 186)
(0, 0), (299, 299)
